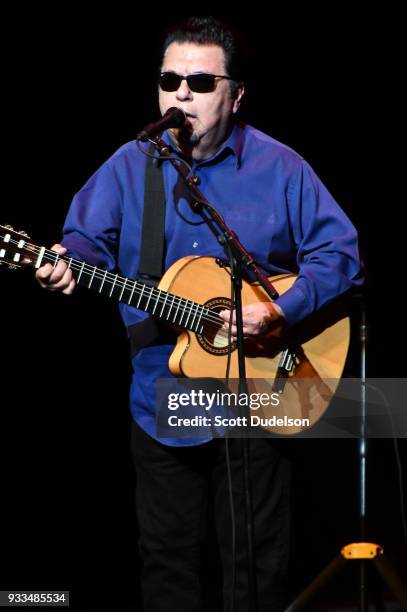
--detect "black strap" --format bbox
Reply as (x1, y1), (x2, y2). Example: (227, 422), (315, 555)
(129, 143), (167, 357)
(137, 143), (166, 286)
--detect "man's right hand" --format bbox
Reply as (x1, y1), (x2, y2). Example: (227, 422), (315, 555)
(35, 244), (76, 295)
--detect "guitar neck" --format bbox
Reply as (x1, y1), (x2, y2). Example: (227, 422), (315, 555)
(38, 249), (209, 334)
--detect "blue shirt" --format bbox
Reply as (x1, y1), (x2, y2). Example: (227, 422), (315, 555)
(62, 123), (362, 445)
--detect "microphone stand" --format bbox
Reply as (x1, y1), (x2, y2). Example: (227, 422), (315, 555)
(146, 134), (281, 612)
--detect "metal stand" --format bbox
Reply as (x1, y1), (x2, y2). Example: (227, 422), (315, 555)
(285, 542), (407, 611)
(284, 299), (407, 611)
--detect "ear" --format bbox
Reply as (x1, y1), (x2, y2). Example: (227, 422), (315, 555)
(232, 82), (245, 114)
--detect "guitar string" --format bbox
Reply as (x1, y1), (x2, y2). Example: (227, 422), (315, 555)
(7, 238), (234, 337)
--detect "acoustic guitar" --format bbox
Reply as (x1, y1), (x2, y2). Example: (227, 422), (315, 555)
(1, 224), (350, 434)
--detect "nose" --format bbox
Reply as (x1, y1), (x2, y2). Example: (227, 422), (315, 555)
(176, 78), (193, 101)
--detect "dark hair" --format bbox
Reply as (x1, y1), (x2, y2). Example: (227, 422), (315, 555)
(161, 16), (247, 86)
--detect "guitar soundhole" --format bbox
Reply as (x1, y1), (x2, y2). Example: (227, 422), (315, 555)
(196, 297), (236, 356)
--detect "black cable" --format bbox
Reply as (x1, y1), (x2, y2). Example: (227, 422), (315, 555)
(364, 382), (407, 544)
(135, 138), (193, 175)
(224, 240), (237, 612)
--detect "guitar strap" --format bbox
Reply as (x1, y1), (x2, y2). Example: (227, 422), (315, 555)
(129, 140), (175, 357)
(136, 142), (166, 286)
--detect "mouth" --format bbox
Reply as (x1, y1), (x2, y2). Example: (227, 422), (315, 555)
(169, 112), (198, 144)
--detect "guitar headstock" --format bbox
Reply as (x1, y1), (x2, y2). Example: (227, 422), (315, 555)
(0, 224), (36, 269)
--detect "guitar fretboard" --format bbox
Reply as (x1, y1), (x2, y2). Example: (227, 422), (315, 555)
(41, 249), (213, 334)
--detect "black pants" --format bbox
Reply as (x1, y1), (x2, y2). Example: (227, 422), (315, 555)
(131, 421), (291, 611)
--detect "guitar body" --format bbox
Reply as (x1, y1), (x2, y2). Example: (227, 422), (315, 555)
(160, 256), (350, 434)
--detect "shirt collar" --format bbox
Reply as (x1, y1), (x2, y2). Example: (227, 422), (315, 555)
(222, 120), (244, 169)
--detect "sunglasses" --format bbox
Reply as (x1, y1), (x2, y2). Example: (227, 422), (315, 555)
(159, 72), (233, 93)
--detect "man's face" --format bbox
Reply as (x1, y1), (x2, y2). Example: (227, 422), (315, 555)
(159, 42), (244, 160)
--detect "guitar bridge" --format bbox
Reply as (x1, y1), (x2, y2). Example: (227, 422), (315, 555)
(272, 348), (297, 394)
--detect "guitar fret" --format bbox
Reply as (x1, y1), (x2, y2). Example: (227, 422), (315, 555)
(34, 246), (46, 268)
(128, 281), (136, 305)
(77, 261), (86, 283)
(167, 295), (176, 320)
(52, 254), (60, 268)
(159, 293), (168, 317)
(88, 266), (97, 288)
(173, 296), (181, 323)
(190, 304), (200, 330)
(152, 289), (161, 314)
(184, 300), (193, 328)
(119, 278), (127, 301)
(67, 257), (73, 270)
(109, 274), (118, 297)
(178, 299), (188, 326)
(99, 270), (108, 293)
(136, 285), (145, 308)
(145, 286), (155, 311)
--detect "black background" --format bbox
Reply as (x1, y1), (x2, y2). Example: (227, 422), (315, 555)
(1, 5), (405, 610)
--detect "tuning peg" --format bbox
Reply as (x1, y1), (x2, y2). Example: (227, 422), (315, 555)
(17, 230), (31, 238)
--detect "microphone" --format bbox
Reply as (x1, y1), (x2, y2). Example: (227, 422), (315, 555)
(137, 107), (186, 141)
